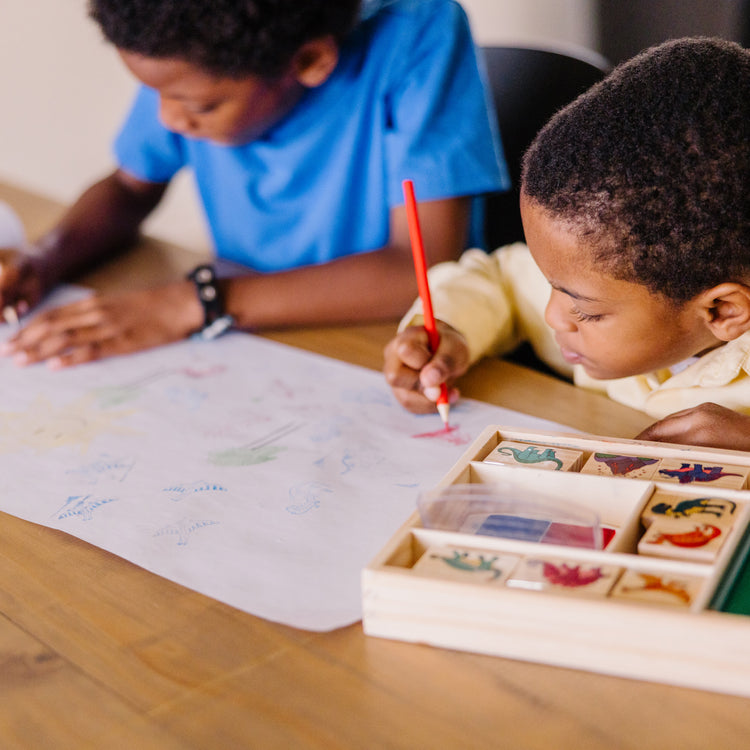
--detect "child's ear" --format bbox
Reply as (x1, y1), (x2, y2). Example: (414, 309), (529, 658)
(292, 36), (339, 88)
(698, 283), (750, 341)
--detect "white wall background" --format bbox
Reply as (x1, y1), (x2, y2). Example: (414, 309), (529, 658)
(0, 0), (597, 252)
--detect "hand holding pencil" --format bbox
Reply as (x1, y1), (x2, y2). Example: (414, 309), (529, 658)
(0, 248), (43, 325)
(0, 203), (34, 325)
(383, 318), (471, 415)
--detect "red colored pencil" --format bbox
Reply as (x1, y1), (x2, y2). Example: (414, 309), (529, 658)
(402, 179), (450, 426)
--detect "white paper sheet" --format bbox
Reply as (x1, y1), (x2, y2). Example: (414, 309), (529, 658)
(0, 294), (569, 630)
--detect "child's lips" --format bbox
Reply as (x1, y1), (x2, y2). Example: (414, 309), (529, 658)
(558, 344), (584, 365)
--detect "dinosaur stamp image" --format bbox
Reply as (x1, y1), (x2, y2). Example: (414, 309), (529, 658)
(581, 452), (661, 479)
(506, 557), (622, 597)
(411, 545), (521, 585)
(483, 441), (584, 472)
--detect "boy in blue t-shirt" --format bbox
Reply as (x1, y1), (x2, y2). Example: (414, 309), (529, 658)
(0, 0), (506, 368)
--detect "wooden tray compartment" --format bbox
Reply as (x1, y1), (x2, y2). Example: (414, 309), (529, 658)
(362, 426), (750, 697)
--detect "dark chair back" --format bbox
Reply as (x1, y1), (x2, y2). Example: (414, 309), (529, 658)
(483, 45), (610, 249)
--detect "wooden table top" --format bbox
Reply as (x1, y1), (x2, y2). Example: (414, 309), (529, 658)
(0, 181), (747, 750)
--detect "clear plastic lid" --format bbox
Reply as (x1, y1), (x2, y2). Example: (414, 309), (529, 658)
(417, 482), (604, 550)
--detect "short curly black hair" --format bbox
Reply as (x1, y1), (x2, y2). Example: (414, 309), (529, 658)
(522, 37), (750, 303)
(88, 0), (361, 78)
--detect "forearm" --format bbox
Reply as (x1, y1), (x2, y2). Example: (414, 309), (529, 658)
(220, 196), (470, 330)
(220, 247), (419, 329)
(31, 170), (165, 290)
(2, 195), (469, 369)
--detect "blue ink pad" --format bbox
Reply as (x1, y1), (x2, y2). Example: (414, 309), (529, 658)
(417, 483), (603, 550)
(475, 514), (550, 541)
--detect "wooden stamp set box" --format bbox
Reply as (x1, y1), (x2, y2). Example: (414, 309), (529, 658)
(362, 426), (750, 697)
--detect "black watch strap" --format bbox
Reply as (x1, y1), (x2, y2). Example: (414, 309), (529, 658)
(187, 264), (234, 340)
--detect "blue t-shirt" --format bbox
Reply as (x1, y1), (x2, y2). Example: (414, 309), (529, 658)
(114, 0), (508, 272)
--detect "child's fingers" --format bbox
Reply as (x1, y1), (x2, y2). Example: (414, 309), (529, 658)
(2, 300), (96, 350)
(419, 360), (451, 388)
(6, 326), (97, 367)
(390, 383), (443, 414)
(383, 351), (421, 392)
(383, 330), (429, 386)
(384, 323), (469, 396)
(390, 327), (433, 370)
(635, 402), (750, 451)
(384, 331), (441, 414)
(423, 384), (460, 404)
(418, 332), (470, 390)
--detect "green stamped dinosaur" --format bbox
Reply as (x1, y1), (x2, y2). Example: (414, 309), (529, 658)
(496, 445), (563, 470)
(433, 551), (503, 579)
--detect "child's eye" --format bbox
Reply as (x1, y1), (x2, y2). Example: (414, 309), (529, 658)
(572, 307), (604, 323)
(190, 102), (219, 115)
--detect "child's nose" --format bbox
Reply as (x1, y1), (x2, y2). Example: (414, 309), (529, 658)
(545, 290), (577, 332)
(159, 99), (195, 136)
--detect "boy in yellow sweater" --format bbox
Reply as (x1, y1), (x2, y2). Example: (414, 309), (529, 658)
(384, 37), (750, 451)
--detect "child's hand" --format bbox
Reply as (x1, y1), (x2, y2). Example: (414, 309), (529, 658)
(383, 320), (470, 413)
(0, 247), (46, 318)
(0, 281), (201, 368)
(635, 402), (750, 451)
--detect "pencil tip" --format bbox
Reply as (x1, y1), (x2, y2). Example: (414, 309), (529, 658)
(437, 401), (450, 426)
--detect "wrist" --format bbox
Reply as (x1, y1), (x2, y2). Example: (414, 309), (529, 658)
(22, 229), (71, 296)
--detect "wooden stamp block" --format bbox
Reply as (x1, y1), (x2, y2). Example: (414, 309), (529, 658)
(637, 519), (727, 563)
(411, 545), (520, 585)
(483, 441), (583, 472)
(655, 459), (749, 490)
(505, 556), (622, 597)
(580, 452), (661, 480)
(641, 491), (738, 530)
(609, 569), (703, 607)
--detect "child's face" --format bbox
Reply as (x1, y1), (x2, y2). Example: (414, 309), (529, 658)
(119, 51), (306, 145)
(520, 194), (719, 381)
